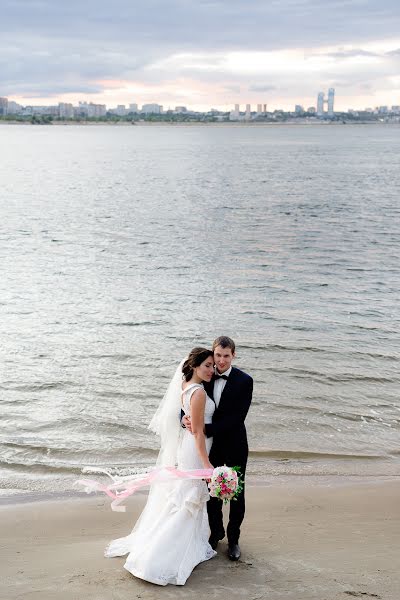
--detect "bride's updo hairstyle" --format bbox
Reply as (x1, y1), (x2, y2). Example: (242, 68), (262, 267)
(182, 347), (213, 382)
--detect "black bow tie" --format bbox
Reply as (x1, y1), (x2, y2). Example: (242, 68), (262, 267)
(215, 374), (228, 380)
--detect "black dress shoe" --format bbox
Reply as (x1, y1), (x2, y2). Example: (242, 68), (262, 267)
(209, 529), (225, 550)
(228, 543), (241, 561)
(208, 536), (219, 550)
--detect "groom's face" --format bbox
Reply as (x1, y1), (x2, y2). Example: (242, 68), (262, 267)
(214, 345), (235, 374)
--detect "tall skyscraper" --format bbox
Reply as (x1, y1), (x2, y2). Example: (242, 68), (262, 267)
(229, 104), (240, 120)
(245, 104), (251, 120)
(327, 88), (335, 116)
(317, 92), (325, 116)
(317, 89), (335, 117)
(0, 97), (9, 116)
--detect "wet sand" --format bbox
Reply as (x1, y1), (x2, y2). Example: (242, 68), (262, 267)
(1, 480), (398, 600)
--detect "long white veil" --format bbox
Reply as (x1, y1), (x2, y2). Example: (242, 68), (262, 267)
(148, 358), (186, 468)
(104, 358), (187, 557)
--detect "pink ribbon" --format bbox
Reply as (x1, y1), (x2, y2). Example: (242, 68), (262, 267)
(76, 467), (213, 512)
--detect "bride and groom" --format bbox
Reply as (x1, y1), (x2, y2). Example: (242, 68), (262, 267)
(105, 336), (253, 586)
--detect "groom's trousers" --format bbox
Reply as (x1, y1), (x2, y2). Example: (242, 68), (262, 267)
(207, 461), (246, 545)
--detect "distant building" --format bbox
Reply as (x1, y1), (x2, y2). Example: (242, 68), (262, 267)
(317, 89), (335, 117)
(115, 105), (127, 116)
(24, 105), (58, 116)
(307, 107), (316, 114)
(263, 104), (267, 113)
(58, 103), (74, 118)
(87, 103), (106, 118)
(391, 105), (400, 114)
(129, 103), (138, 113)
(77, 102), (88, 116)
(256, 103), (262, 114)
(327, 88), (335, 116)
(378, 106), (388, 114)
(245, 103), (251, 120)
(317, 92), (325, 116)
(174, 106), (187, 113)
(295, 105), (304, 115)
(0, 97), (9, 116)
(7, 100), (22, 115)
(141, 104), (163, 114)
(76, 102), (106, 118)
(229, 104), (240, 121)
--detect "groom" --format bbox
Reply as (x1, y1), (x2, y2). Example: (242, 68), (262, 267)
(183, 336), (253, 561)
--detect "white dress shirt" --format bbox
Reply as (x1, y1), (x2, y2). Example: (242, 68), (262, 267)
(213, 366), (232, 408)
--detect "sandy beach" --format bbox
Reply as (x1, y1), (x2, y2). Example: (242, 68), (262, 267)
(1, 479), (398, 600)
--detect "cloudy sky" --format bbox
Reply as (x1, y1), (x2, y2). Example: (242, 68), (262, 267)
(2, 0), (400, 110)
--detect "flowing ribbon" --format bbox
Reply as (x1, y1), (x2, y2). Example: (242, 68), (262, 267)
(75, 466), (213, 512)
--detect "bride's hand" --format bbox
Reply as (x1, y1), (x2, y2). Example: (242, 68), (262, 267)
(182, 415), (193, 433)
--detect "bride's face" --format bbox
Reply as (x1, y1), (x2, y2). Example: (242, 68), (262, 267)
(195, 356), (214, 382)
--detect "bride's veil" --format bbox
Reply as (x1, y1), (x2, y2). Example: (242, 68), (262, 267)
(105, 358), (186, 557)
(149, 357), (186, 468)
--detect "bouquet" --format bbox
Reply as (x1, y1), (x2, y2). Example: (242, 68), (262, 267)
(208, 465), (243, 504)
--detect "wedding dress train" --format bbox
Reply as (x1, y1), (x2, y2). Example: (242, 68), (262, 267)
(105, 383), (216, 585)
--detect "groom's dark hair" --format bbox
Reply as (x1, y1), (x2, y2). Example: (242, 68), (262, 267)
(212, 336), (235, 353)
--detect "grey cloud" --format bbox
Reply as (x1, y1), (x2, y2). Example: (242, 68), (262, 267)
(323, 49), (380, 59)
(1, 0), (400, 99)
(7, 82), (104, 98)
(2, 1), (400, 50)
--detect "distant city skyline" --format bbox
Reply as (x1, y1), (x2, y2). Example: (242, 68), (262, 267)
(2, 92), (399, 121)
(4, 81), (400, 113)
(1, 2), (400, 111)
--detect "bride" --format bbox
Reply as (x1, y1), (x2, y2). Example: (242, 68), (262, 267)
(105, 347), (217, 585)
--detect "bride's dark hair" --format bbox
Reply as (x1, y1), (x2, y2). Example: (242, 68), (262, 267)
(182, 347), (213, 382)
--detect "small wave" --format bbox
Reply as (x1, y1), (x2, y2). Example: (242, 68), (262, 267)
(102, 320), (165, 327)
(0, 381), (76, 392)
(326, 374), (396, 383)
(0, 460), (82, 475)
(249, 450), (385, 461)
(238, 344), (399, 364)
(86, 353), (136, 361)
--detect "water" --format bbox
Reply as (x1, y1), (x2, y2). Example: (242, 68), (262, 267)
(1, 123), (399, 496)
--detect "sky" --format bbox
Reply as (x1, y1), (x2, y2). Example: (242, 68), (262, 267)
(1, 0), (400, 111)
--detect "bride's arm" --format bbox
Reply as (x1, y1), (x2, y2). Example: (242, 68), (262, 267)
(190, 389), (213, 470)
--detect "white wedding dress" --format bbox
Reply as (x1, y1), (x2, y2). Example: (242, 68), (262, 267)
(105, 383), (216, 585)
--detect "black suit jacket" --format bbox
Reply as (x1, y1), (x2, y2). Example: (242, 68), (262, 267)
(204, 367), (253, 467)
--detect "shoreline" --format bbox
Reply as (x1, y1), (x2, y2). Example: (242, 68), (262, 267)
(1, 478), (398, 599)
(0, 472), (399, 507)
(1, 119), (398, 127)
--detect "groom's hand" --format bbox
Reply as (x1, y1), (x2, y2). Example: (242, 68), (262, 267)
(182, 415), (193, 433)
